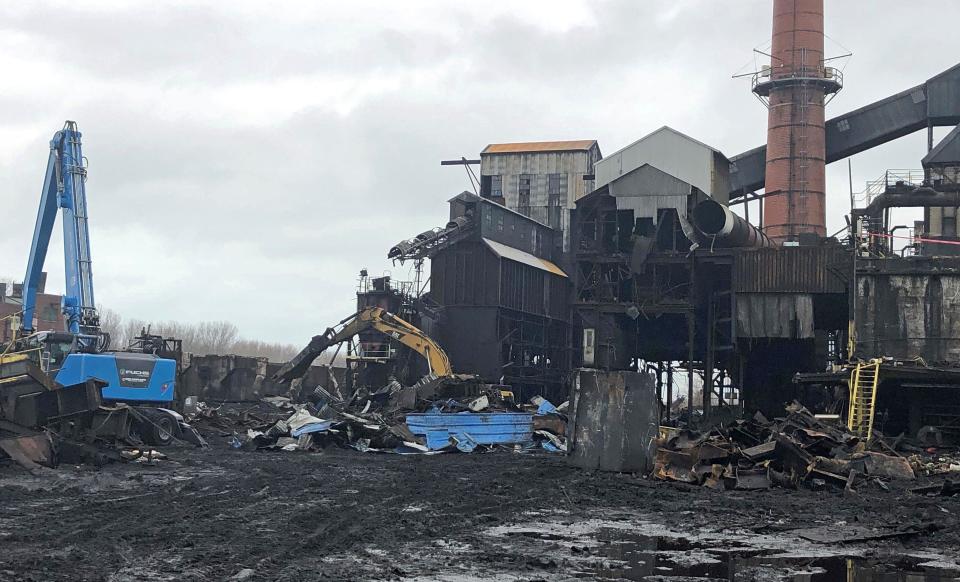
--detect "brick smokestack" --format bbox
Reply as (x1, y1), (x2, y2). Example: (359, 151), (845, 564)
(755, 0), (841, 242)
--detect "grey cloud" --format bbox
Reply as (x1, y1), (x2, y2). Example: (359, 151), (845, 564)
(1, 0), (959, 343)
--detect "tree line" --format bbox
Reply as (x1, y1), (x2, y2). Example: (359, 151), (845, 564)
(99, 308), (300, 362)
(3, 276), (301, 362)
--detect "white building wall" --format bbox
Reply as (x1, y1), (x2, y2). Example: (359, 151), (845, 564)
(595, 126), (730, 203)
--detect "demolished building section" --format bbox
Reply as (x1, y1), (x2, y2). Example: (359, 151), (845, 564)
(391, 192), (572, 403)
(569, 126), (850, 420)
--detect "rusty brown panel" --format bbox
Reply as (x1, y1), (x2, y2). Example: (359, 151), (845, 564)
(734, 247), (851, 293)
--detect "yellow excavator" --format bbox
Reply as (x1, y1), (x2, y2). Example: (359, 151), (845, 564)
(272, 306), (453, 384)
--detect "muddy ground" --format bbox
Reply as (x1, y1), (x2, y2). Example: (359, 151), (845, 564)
(1, 443), (959, 582)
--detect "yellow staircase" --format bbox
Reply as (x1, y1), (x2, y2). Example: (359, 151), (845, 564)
(847, 359), (881, 439)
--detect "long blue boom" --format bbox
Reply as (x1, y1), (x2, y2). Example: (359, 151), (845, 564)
(22, 121), (99, 341)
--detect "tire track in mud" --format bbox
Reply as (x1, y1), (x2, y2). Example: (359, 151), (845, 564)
(1, 447), (958, 581)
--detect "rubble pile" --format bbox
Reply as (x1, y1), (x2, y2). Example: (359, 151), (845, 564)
(0, 354), (159, 469)
(655, 402), (918, 491)
(191, 376), (569, 455)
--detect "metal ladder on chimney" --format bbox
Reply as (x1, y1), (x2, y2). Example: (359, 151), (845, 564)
(847, 359), (881, 439)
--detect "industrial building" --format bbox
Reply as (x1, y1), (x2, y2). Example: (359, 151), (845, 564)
(0, 273), (66, 344)
(479, 140), (602, 252)
(376, 0), (960, 444)
(387, 191), (572, 402)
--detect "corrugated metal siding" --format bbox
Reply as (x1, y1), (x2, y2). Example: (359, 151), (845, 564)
(734, 247), (851, 293)
(500, 259), (547, 316)
(478, 199), (557, 259)
(736, 293), (814, 338)
(549, 273), (569, 321)
(431, 243), (499, 307)
(478, 147), (600, 252)
(431, 243), (568, 320)
(594, 127), (727, 197)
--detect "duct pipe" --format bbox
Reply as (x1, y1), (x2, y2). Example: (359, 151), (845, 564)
(692, 199), (777, 248)
(860, 187), (960, 218)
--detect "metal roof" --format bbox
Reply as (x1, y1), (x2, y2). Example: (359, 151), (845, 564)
(481, 140), (597, 154)
(602, 126), (721, 160)
(448, 191), (553, 229)
(482, 238), (568, 278)
(923, 125), (960, 167)
(594, 127), (727, 195)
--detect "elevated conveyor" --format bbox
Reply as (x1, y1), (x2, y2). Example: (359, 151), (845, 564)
(730, 63), (960, 197)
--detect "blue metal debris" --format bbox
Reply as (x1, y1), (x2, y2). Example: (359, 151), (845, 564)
(542, 441), (562, 453)
(536, 399), (558, 415)
(405, 410), (534, 451)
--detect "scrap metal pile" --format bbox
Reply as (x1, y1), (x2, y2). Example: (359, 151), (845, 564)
(655, 402), (922, 491)
(0, 354), (161, 469)
(191, 376), (569, 455)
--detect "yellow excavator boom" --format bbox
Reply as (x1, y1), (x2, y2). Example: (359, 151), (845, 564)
(272, 307), (453, 383)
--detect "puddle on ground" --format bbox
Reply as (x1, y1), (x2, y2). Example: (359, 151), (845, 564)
(479, 516), (960, 582)
(580, 528), (960, 581)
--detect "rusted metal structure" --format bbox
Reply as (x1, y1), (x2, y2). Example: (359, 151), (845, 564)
(390, 192), (572, 402)
(572, 180), (852, 419)
(397, 24), (960, 437)
(351, 273), (431, 387)
(752, 0), (841, 243)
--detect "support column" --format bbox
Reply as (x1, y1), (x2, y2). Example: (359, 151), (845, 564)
(666, 364), (674, 423)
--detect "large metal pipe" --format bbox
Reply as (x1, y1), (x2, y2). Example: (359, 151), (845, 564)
(860, 187), (960, 218)
(693, 200), (777, 248)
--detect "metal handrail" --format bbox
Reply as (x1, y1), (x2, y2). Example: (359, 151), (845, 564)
(752, 65), (843, 91)
(854, 169), (926, 206)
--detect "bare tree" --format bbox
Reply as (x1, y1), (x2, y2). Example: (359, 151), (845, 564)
(197, 321), (239, 355)
(151, 320), (198, 350)
(120, 318), (148, 349)
(98, 306), (123, 347)
(88, 306), (303, 361)
(231, 338), (301, 362)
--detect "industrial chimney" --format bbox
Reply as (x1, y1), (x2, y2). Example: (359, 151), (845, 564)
(753, 0), (842, 242)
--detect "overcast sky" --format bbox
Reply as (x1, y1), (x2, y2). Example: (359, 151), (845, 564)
(1, 1), (957, 345)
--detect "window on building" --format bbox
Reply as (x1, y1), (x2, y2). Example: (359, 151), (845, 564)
(944, 215), (957, 237)
(42, 304), (58, 324)
(518, 174), (533, 217)
(480, 175), (503, 199)
(548, 207), (562, 229)
(547, 173), (564, 206)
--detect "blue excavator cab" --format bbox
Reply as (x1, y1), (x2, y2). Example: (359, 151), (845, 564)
(56, 352), (176, 404)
